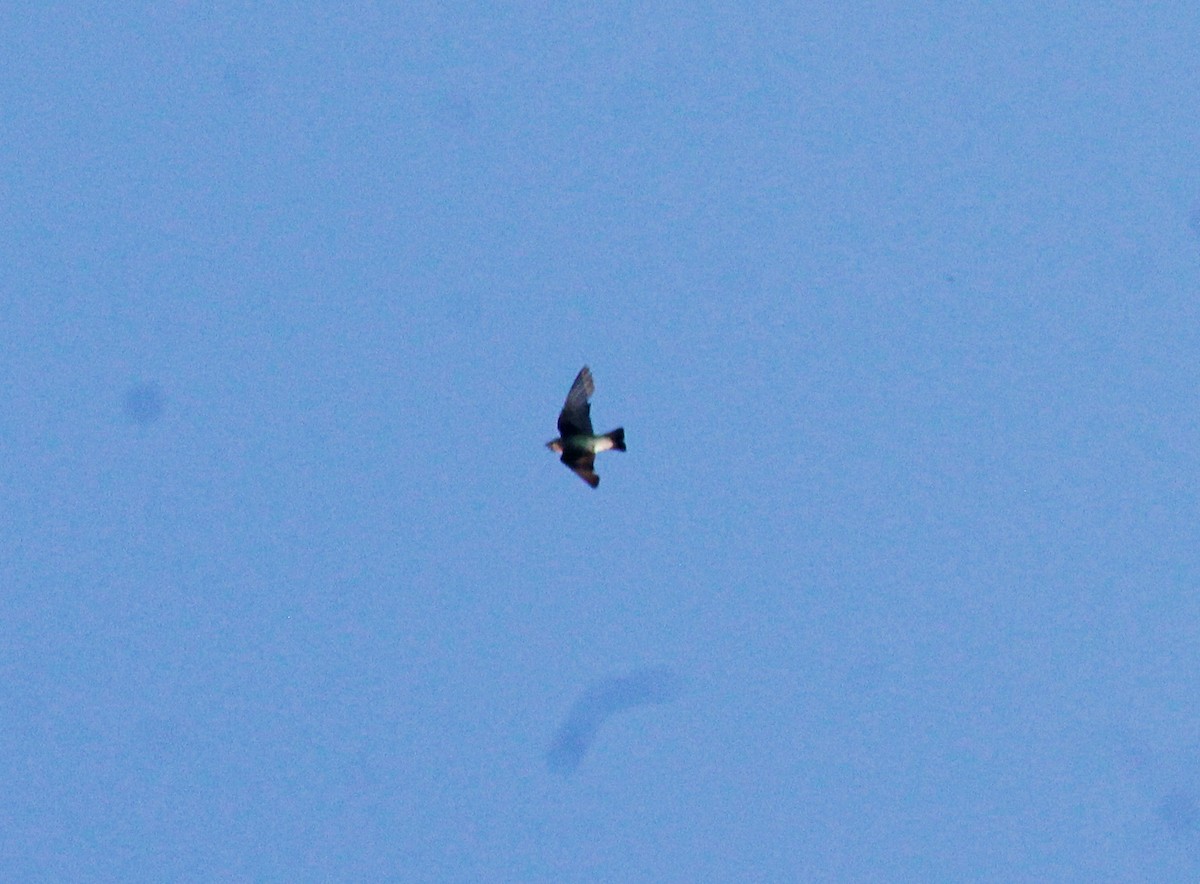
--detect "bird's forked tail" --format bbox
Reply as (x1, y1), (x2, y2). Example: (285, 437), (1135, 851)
(607, 427), (626, 452)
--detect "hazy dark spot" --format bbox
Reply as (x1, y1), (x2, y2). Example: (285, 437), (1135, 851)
(1115, 732), (1200, 849)
(1157, 790), (1200, 837)
(428, 87), (476, 132)
(546, 667), (683, 775)
(223, 62), (261, 98)
(123, 383), (164, 425)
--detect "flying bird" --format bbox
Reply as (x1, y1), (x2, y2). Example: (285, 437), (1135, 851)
(547, 365), (626, 487)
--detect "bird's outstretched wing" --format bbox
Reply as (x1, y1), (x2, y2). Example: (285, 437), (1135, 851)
(557, 366), (595, 437)
(564, 452), (600, 488)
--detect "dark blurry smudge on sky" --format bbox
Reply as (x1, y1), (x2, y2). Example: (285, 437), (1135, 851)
(427, 87), (476, 133)
(1157, 790), (1200, 839)
(1115, 732), (1200, 855)
(546, 667), (683, 775)
(222, 62), (261, 98)
(123, 383), (164, 425)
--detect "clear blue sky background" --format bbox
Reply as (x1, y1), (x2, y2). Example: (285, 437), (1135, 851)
(5, 4), (1200, 880)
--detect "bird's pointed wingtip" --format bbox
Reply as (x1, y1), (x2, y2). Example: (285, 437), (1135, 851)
(570, 465), (600, 487)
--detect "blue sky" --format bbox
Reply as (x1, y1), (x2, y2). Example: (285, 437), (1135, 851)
(5, 3), (1200, 880)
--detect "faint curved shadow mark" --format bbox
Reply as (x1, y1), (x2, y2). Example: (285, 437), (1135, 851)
(1158, 789), (1200, 838)
(1115, 731), (1200, 851)
(430, 87), (476, 131)
(546, 667), (683, 775)
(123, 383), (165, 425)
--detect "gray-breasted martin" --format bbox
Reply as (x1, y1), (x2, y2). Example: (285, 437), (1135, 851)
(547, 366), (626, 487)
